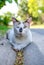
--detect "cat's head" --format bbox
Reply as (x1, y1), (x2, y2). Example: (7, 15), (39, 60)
(12, 17), (32, 37)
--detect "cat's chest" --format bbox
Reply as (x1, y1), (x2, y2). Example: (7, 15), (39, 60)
(12, 36), (29, 44)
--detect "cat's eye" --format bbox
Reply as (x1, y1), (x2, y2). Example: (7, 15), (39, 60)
(24, 26), (27, 28)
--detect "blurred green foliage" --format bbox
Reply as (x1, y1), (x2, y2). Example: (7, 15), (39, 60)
(0, 0), (18, 9)
(17, 0), (44, 24)
(28, 0), (39, 18)
(39, 7), (44, 13)
(0, 0), (44, 24)
(0, 0), (5, 9)
(0, 12), (14, 26)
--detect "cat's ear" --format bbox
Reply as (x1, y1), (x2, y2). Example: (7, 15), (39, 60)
(25, 17), (32, 25)
(12, 17), (18, 23)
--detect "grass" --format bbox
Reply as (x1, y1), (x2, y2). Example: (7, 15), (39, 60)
(0, 25), (10, 35)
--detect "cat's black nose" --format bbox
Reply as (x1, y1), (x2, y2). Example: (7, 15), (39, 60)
(19, 28), (22, 32)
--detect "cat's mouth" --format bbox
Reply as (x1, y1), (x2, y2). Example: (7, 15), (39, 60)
(18, 33), (23, 37)
(16, 33), (23, 38)
(15, 32), (27, 39)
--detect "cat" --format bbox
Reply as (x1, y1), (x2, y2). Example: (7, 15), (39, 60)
(6, 17), (32, 50)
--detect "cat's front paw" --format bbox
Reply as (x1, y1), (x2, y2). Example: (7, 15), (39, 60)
(13, 45), (22, 51)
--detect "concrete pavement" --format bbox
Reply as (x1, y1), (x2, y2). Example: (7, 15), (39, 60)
(0, 29), (44, 65)
(24, 29), (44, 65)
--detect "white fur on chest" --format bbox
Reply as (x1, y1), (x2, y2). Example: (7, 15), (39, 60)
(8, 29), (32, 50)
(14, 31), (32, 45)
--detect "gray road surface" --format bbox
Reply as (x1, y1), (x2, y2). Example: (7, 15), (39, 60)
(0, 29), (44, 65)
(24, 29), (44, 65)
